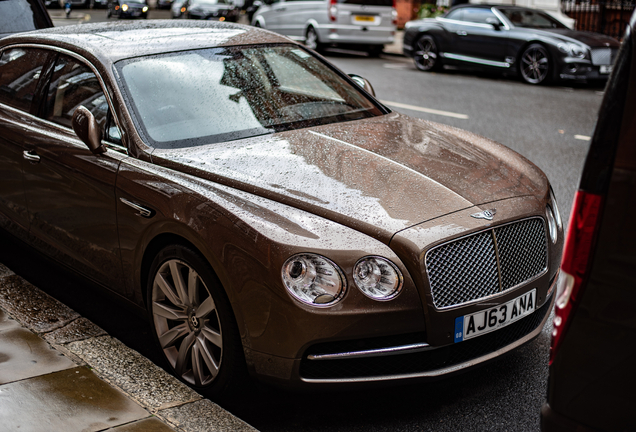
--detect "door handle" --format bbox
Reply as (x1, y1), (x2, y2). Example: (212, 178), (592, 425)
(23, 150), (41, 163)
(456, 30), (468, 36)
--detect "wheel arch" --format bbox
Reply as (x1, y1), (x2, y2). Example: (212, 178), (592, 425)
(138, 226), (249, 346)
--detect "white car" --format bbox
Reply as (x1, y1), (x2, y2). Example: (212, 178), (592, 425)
(252, 0), (397, 55)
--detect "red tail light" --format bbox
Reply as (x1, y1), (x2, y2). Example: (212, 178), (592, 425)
(549, 190), (603, 364)
(329, 0), (337, 22)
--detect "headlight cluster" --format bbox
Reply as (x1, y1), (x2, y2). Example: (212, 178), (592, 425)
(558, 42), (587, 59)
(281, 253), (403, 307)
(142, 5), (148, 11)
(546, 187), (562, 243)
(121, 3), (128, 11)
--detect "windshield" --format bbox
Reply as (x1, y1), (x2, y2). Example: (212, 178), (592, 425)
(499, 8), (567, 29)
(116, 45), (382, 149)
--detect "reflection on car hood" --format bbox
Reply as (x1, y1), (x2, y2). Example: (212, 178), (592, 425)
(153, 113), (547, 243)
(536, 28), (619, 47)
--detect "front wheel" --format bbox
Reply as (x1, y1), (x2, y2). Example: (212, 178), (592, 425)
(147, 245), (247, 398)
(413, 35), (440, 72)
(305, 26), (323, 52)
(519, 43), (551, 85)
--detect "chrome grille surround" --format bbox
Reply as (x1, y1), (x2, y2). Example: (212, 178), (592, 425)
(590, 48), (617, 66)
(425, 218), (548, 309)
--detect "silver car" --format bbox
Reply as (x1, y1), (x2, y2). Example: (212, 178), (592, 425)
(252, 0), (396, 55)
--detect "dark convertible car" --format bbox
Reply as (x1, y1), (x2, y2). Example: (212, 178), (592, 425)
(0, 21), (562, 397)
(403, 4), (620, 84)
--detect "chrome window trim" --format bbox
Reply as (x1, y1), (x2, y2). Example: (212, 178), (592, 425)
(438, 17), (494, 29)
(0, 43), (128, 155)
(491, 7), (511, 31)
(307, 342), (433, 361)
(424, 216), (549, 311)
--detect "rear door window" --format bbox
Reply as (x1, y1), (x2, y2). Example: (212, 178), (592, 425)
(0, 0), (53, 37)
(0, 48), (49, 113)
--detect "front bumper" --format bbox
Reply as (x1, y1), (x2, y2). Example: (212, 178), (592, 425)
(559, 63), (612, 81)
(250, 281), (556, 390)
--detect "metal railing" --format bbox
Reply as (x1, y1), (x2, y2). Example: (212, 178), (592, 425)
(562, 0), (635, 39)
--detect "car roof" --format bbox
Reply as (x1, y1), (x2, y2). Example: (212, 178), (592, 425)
(0, 20), (292, 64)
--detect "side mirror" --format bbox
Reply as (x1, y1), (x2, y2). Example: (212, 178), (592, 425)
(348, 74), (376, 97)
(72, 106), (106, 155)
(486, 17), (502, 30)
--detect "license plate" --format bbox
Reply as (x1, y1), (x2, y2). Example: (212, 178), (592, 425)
(600, 65), (613, 74)
(454, 289), (536, 343)
(354, 15), (375, 22)
(132, 10), (141, 15)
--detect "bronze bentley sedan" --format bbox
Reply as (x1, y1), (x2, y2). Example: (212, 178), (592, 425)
(0, 21), (562, 396)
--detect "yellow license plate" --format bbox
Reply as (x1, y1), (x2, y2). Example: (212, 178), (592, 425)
(354, 15), (375, 22)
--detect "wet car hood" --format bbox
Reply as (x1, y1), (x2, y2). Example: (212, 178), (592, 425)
(533, 28), (619, 48)
(152, 112), (547, 243)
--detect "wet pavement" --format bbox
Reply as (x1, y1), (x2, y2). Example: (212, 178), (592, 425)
(0, 263), (257, 432)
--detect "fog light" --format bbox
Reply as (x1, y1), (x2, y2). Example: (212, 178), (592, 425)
(281, 254), (345, 306)
(353, 256), (403, 300)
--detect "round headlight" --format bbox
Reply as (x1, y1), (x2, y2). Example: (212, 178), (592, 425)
(546, 205), (558, 243)
(281, 254), (345, 306)
(353, 256), (403, 300)
(142, 5), (148, 11)
(121, 3), (128, 10)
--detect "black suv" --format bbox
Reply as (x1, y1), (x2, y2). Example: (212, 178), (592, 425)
(0, 0), (53, 39)
(541, 9), (636, 432)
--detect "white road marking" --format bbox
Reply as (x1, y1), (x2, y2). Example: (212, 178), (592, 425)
(380, 100), (469, 119)
(382, 63), (410, 69)
(574, 135), (591, 141)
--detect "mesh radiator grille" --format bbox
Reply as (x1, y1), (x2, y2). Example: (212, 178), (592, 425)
(590, 48), (618, 66)
(426, 218), (547, 309)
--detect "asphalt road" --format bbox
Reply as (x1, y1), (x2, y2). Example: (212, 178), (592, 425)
(15, 11), (606, 431)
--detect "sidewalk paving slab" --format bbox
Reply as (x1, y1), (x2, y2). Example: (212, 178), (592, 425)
(0, 262), (257, 432)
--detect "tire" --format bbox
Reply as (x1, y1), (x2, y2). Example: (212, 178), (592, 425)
(147, 244), (247, 399)
(413, 35), (441, 72)
(305, 26), (323, 52)
(367, 45), (383, 57)
(519, 43), (551, 85)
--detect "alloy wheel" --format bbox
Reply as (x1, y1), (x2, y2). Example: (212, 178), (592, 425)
(305, 27), (320, 51)
(151, 259), (223, 387)
(520, 44), (550, 84)
(413, 35), (439, 71)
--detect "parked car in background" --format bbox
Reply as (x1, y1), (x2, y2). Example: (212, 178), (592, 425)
(157, 0), (174, 8)
(183, 0), (240, 21)
(106, 0), (148, 18)
(0, 20), (562, 397)
(541, 10), (636, 432)
(403, 4), (620, 84)
(252, 0), (397, 55)
(0, 0), (52, 39)
(170, 0), (187, 17)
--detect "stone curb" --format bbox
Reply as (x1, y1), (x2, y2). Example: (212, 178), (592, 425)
(0, 262), (257, 432)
